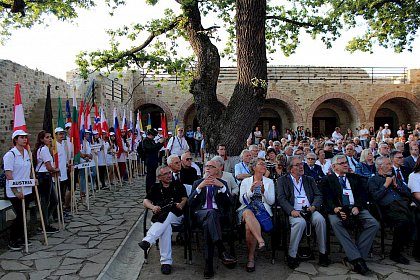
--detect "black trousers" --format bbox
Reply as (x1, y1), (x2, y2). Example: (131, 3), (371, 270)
(145, 161), (158, 193)
(37, 172), (58, 226)
(194, 209), (223, 262)
(98, 166), (107, 188)
(382, 200), (412, 255)
(9, 196), (31, 242)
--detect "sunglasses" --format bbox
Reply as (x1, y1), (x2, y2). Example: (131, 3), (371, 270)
(185, 158), (193, 161)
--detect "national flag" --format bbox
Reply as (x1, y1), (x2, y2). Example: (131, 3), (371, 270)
(52, 121), (59, 168)
(136, 111), (141, 142)
(85, 102), (92, 143)
(122, 109), (128, 133)
(13, 83), (27, 133)
(93, 103), (101, 134)
(42, 85), (53, 135)
(78, 100), (85, 146)
(113, 108), (124, 158)
(162, 113), (168, 138)
(129, 110), (133, 131)
(139, 111), (143, 132)
(70, 92), (81, 164)
(174, 116), (178, 136)
(129, 110), (134, 151)
(65, 99), (71, 123)
(57, 95), (65, 130)
(100, 107), (109, 135)
(147, 113), (152, 130)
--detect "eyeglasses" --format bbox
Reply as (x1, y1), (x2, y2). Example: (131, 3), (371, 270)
(292, 163), (304, 167)
(306, 158), (316, 160)
(185, 158), (193, 161)
(256, 162), (266, 167)
(205, 165), (217, 169)
(394, 156), (404, 159)
(159, 171), (172, 176)
(336, 161), (348, 165)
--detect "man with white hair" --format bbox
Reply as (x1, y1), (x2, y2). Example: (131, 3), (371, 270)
(248, 144), (259, 158)
(211, 156), (239, 196)
(234, 149), (252, 182)
(375, 142), (390, 159)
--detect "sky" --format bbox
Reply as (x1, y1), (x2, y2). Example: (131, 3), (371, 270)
(0, 1), (419, 81)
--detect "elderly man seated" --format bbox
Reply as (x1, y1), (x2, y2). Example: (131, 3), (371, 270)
(278, 156), (329, 269)
(138, 166), (187, 275)
(368, 156), (415, 264)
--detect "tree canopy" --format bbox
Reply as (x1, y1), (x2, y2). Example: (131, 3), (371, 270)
(2, 0), (420, 154)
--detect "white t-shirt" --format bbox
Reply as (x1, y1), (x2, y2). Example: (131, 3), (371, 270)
(80, 140), (92, 164)
(97, 140), (109, 166)
(359, 128), (369, 140)
(408, 173), (420, 193)
(332, 131), (343, 142)
(36, 146), (53, 173)
(316, 159), (331, 175)
(167, 136), (189, 156)
(56, 140), (68, 181)
(3, 147), (32, 198)
(381, 128), (391, 140)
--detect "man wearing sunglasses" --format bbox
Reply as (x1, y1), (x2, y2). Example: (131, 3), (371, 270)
(189, 160), (237, 278)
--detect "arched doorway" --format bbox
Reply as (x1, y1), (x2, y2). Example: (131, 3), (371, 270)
(256, 98), (296, 139)
(373, 97), (419, 133)
(311, 98), (360, 138)
(136, 103), (165, 129)
(183, 101), (226, 130)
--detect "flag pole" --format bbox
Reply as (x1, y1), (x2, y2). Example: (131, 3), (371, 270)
(93, 153), (101, 191)
(20, 185), (28, 253)
(28, 144), (48, 245)
(114, 155), (122, 188)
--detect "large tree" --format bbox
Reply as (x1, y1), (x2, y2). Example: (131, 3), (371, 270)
(2, 0), (419, 154)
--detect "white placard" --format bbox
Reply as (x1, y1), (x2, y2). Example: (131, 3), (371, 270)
(76, 162), (95, 169)
(6, 179), (35, 188)
(90, 144), (102, 150)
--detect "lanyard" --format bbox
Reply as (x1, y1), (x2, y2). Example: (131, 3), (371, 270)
(339, 176), (349, 189)
(176, 137), (184, 149)
(290, 175), (303, 195)
(242, 162), (250, 174)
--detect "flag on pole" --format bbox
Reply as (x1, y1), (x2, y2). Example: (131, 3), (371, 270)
(122, 109), (128, 133)
(100, 107), (109, 135)
(139, 111), (143, 132)
(85, 102), (92, 142)
(42, 85), (53, 135)
(70, 93), (81, 164)
(57, 95), (65, 130)
(174, 116), (178, 136)
(52, 120), (59, 168)
(93, 103), (101, 134)
(65, 99), (71, 123)
(113, 108), (124, 158)
(78, 100), (85, 146)
(129, 110), (133, 131)
(13, 84), (27, 133)
(147, 113), (152, 130)
(161, 113), (168, 148)
(136, 111), (141, 142)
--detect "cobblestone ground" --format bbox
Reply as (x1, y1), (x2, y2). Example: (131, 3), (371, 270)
(0, 176), (146, 280)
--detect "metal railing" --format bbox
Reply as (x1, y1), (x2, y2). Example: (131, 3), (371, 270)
(139, 66), (408, 84)
(101, 75), (125, 102)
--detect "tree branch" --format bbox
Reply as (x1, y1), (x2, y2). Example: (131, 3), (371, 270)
(370, 0), (403, 10)
(102, 18), (180, 65)
(0, 1), (12, 9)
(266, 15), (317, 28)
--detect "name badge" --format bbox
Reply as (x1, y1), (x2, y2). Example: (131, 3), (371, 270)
(6, 179), (35, 188)
(343, 189), (355, 205)
(76, 162), (95, 169)
(296, 195), (306, 204)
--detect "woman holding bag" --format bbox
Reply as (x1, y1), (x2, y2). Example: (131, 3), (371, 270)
(237, 157), (275, 272)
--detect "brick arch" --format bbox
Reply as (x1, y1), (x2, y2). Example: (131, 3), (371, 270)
(134, 97), (173, 121)
(368, 91), (420, 122)
(265, 92), (304, 124)
(306, 92), (366, 124)
(178, 95), (229, 122)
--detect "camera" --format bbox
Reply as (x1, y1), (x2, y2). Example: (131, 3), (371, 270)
(300, 206), (312, 221)
(337, 205), (357, 228)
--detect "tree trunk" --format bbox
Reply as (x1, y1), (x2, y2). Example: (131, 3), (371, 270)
(183, 0), (267, 156)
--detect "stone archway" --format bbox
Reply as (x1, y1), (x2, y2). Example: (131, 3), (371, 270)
(134, 97), (173, 121)
(307, 93), (366, 138)
(135, 102), (166, 130)
(368, 92), (420, 132)
(265, 92), (304, 125)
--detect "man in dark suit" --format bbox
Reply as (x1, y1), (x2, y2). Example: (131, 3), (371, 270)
(368, 156), (413, 264)
(278, 156), (329, 269)
(189, 160), (237, 278)
(390, 151), (410, 184)
(404, 143), (419, 171)
(268, 125), (280, 141)
(303, 152), (325, 183)
(143, 129), (165, 193)
(319, 155), (379, 276)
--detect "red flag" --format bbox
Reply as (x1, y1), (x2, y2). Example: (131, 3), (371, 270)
(71, 92), (81, 164)
(113, 108), (124, 158)
(101, 107), (109, 135)
(161, 113), (168, 148)
(13, 84), (27, 132)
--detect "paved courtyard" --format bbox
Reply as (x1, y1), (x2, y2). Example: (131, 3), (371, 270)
(0, 176), (419, 280)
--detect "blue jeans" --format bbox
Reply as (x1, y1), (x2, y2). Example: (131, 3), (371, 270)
(79, 166), (97, 193)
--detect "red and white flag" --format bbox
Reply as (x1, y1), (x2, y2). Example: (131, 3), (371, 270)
(13, 84), (27, 132)
(100, 107), (109, 135)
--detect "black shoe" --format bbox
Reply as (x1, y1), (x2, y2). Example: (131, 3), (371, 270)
(46, 226), (59, 234)
(351, 258), (372, 276)
(390, 253), (410, 265)
(286, 255), (300, 269)
(204, 263), (214, 279)
(318, 253), (330, 267)
(245, 260), (255, 272)
(138, 240), (150, 251)
(8, 241), (22, 251)
(219, 251), (237, 265)
(161, 264), (172, 275)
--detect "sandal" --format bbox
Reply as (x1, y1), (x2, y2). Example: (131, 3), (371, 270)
(257, 241), (265, 251)
(246, 260), (255, 272)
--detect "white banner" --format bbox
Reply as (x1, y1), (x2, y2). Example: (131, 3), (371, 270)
(91, 144), (102, 151)
(76, 161), (95, 169)
(6, 179), (35, 188)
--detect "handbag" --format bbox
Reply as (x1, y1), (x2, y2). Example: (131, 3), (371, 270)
(242, 194), (273, 232)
